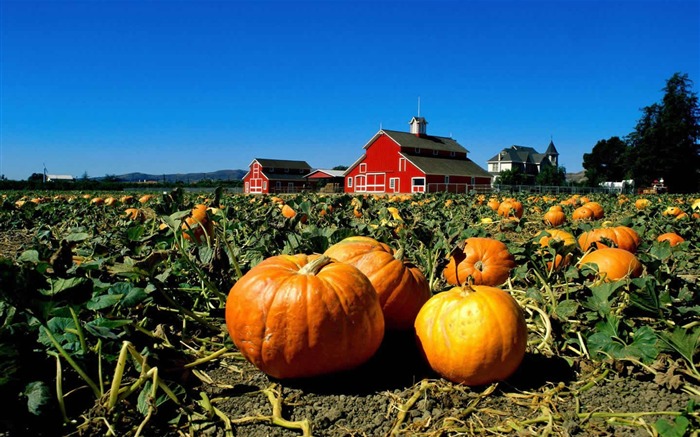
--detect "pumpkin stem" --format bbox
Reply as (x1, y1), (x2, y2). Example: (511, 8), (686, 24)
(394, 246), (405, 261)
(299, 254), (333, 275)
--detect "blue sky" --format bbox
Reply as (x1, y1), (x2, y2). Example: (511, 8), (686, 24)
(1, 0), (698, 181)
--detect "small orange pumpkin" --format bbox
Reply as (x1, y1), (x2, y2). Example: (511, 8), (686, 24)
(543, 207), (567, 227)
(497, 199), (524, 219)
(182, 204), (212, 243)
(414, 284), (528, 386)
(281, 204), (297, 218)
(487, 198), (501, 212)
(663, 206), (683, 217)
(635, 198), (651, 210)
(578, 248), (643, 281)
(443, 237), (516, 286)
(657, 232), (685, 246)
(324, 236), (431, 330)
(538, 229), (577, 253)
(224, 254), (384, 379)
(572, 205), (595, 221)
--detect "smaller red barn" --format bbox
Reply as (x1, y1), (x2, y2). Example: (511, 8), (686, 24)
(306, 169), (345, 193)
(345, 117), (492, 194)
(243, 158), (312, 194)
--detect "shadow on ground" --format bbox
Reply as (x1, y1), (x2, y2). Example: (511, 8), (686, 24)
(281, 332), (578, 395)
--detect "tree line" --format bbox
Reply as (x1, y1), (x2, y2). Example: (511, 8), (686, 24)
(583, 72), (699, 194)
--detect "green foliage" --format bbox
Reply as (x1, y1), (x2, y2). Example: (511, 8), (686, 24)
(627, 72), (700, 193)
(582, 136), (629, 186)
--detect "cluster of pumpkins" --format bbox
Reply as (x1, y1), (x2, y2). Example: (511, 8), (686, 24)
(224, 235), (528, 386)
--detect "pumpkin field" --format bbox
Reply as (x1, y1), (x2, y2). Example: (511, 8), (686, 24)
(1, 189), (699, 436)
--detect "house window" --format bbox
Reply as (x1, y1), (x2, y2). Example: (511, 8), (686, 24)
(433, 149), (439, 156)
(360, 163), (367, 173)
(444, 176), (450, 184)
(450, 151), (456, 157)
(285, 168), (289, 173)
(347, 177), (353, 188)
(398, 157), (406, 172)
(415, 148), (421, 154)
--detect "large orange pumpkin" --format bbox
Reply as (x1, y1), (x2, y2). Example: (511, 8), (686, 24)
(443, 237), (516, 286)
(414, 285), (528, 386)
(324, 236), (431, 330)
(225, 254), (384, 379)
(578, 226), (641, 253)
(578, 248), (643, 281)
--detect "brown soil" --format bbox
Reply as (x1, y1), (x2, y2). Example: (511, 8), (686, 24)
(187, 331), (696, 437)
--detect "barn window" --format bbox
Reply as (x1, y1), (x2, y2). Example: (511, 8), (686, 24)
(347, 178), (353, 188)
(415, 148), (421, 154)
(444, 176), (450, 184)
(433, 149), (439, 156)
(360, 163), (367, 173)
(450, 151), (456, 157)
(398, 157), (406, 172)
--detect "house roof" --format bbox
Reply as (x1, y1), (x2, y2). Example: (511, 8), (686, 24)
(544, 140), (559, 156)
(373, 130), (469, 154)
(252, 158), (312, 169)
(306, 169), (345, 179)
(488, 142), (559, 164)
(403, 154), (493, 178)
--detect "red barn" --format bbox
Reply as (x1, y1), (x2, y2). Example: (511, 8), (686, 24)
(243, 158), (312, 194)
(344, 117), (492, 194)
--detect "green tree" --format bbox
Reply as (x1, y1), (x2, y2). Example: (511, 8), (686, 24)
(496, 168), (530, 185)
(627, 73), (700, 193)
(535, 165), (567, 186)
(582, 136), (629, 186)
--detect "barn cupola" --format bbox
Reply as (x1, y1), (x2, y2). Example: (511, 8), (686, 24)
(409, 116), (428, 136)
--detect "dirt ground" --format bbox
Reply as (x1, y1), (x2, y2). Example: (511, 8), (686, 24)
(190, 331), (696, 437)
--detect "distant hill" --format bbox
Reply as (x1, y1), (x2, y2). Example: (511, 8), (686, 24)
(96, 169), (247, 183)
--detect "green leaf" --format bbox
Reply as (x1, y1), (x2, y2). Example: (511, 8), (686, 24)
(23, 381), (51, 416)
(658, 326), (700, 371)
(629, 276), (663, 314)
(87, 293), (123, 310)
(41, 277), (87, 296)
(18, 250), (41, 263)
(655, 415), (689, 437)
(584, 282), (624, 316)
(65, 232), (90, 243)
(649, 242), (673, 261)
(555, 299), (579, 320)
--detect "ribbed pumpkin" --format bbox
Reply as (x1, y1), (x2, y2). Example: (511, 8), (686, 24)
(543, 207), (567, 227)
(443, 237), (516, 286)
(538, 229), (577, 253)
(657, 232), (685, 247)
(582, 201), (605, 220)
(578, 226), (641, 253)
(578, 248), (643, 281)
(324, 236), (431, 330)
(225, 254), (384, 379)
(497, 199), (524, 219)
(414, 285), (528, 386)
